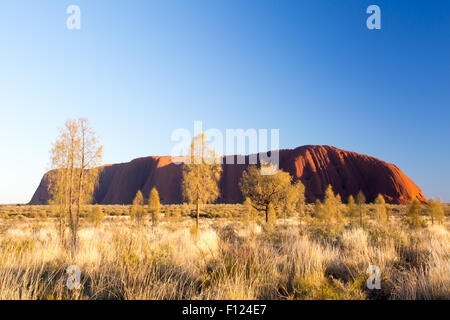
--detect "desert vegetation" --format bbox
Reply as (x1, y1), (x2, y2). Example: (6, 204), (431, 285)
(1, 120), (447, 300)
(0, 201), (448, 300)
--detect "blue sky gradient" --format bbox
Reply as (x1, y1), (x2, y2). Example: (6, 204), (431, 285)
(0, 0), (449, 203)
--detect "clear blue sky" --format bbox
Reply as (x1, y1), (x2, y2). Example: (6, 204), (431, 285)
(0, 0), (449, 204)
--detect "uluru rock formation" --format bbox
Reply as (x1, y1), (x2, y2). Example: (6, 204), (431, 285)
(29, 145), (427, 205)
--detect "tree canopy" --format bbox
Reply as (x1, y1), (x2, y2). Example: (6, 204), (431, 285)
(149, 187), (160, 226)
(239, 164), (305, 223)
(181, 133), (222, 228)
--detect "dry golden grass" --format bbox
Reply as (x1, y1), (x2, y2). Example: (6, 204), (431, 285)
(0, 209), (448, 300)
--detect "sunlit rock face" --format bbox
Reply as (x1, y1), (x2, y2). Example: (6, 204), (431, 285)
(30, 145), (426, 205)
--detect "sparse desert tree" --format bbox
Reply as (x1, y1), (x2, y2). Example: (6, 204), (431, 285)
(295, 181), (306, 219)
(356, 190), (366, 227)
(406, 199), (424, 227)
(267, 202), (276, 225)
(239, 165), (302, 223)
(172, 206), (181, 222)
(283, 180), (306, 219)
(313, 199), (323, 219)
(426, 198), (436, 225)
(181, 133), (222, 228)
(87, 205), (104, 226)
(48, 122), (79, 250)
(242, 197), (254, 225)
(163, 207), (170, 218)
(181, 203), (190, 216)
(131, 190), (145, 225)
(48, 187), (68, 247)
(321, 185), (334, 221)
(48, 118), (103, 257)
(149, 187), (160, 226)
(347, 195), (357, 219)
(335, 192), (343, 220)
(322, 185), (343, 223)
(374, 194), (387, 223)
(426, 197), (444, 225)
(436, 197), (445, 223)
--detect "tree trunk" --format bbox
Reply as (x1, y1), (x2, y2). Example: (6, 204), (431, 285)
(68, 163), (76, 258)
(74, 132), (86, 257)
(359, 205), (363, 227)
(196, 200), (199, 229)
(58, 209), (65, 248)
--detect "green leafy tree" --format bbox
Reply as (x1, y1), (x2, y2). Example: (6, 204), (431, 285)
(131, 190), (145, 225)
(149, 187), (160, 226)
(356, 190), (366, 227)
(181, 133), (222, 228)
